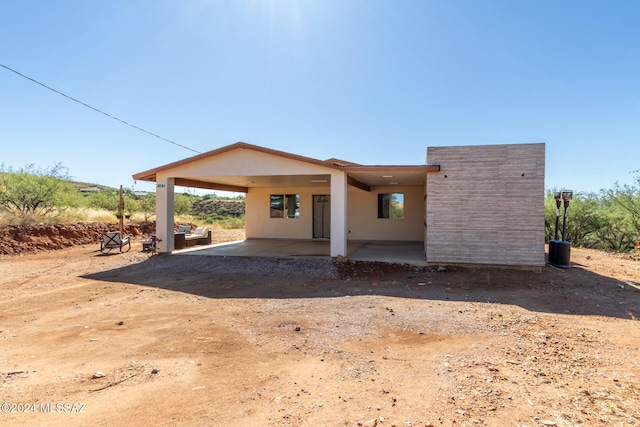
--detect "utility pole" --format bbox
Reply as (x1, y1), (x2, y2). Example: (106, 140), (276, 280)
(119, 185), (124, 236)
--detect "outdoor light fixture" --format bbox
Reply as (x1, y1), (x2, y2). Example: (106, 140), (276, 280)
(311, 179), (328, 183)
(549, 189), (573, 268)
(382, 175), (394, 178)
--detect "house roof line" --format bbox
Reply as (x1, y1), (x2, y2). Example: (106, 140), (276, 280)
(132, 141), (343, 182)
(132, 141), (441, 183)
(323, 157), (362, 166)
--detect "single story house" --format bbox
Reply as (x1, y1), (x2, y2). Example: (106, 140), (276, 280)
(133, 141), (545, 266)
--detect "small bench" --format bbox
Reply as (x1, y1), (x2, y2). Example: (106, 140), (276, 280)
(174, 226), (211, 249)
(185, 227), (211, 247)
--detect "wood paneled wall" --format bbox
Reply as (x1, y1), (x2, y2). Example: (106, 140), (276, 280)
(426, 143), (545, 266)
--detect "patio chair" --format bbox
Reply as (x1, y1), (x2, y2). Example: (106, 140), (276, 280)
(192, 226), (207, 236)
(174, 225), (191, 250)
(184, 226), (211, 247)
(100, 231), (131, 254)
(177, 225), (191, 234)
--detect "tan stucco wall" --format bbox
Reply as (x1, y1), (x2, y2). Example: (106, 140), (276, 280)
(246, 186), (329, 239)
(246, 185), (425, 242)
(426, 143), (545, 266)
(159, 148), (335, 178)
(347, 185), (425, 241)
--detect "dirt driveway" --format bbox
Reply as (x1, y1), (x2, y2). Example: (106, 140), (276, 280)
(1, 237), (639, 427)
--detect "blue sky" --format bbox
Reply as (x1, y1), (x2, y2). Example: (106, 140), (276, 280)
(1, 0), (638, 195)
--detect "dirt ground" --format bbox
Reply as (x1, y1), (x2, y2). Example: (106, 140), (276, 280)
(1, 230), (639, 427)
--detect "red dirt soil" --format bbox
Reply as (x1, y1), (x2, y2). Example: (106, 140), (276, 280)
(0, 225), (639, 427)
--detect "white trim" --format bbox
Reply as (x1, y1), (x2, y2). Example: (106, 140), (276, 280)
(330, 171), (348, 257)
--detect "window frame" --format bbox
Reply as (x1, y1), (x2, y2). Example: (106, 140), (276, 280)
(377, 192), (405, 219)
(270, 194), (299, 219)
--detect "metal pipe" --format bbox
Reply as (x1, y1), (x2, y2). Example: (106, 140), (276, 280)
(554, 199), (561, 240)
(561, 199), (569, 241)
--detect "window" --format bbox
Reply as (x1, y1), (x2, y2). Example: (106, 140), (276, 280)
(270, 195), (284, 218)
(270, 194), (299, 218)
(378, 193), (404, 219)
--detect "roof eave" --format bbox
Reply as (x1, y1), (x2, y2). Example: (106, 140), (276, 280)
(343, 165), (440, 173)
(132, 141), (343, 182)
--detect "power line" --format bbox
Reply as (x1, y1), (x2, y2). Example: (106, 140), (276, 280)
(0, 63), (201, 154)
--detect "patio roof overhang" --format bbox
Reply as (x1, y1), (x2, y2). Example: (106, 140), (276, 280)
(132, 142), (440, 193)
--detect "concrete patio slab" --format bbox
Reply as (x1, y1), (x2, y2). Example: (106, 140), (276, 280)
(348, 241), (426, 265)
(176, 239), (427, 266)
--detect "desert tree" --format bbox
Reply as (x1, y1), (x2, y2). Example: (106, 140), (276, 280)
(174, 193), (195, 216)
(0, 163), (77, 221)
(84, 188), (120, 211)
(138, 193), (156, 221)
(600, 172), (640, 251)
(545, 190), (603, 247)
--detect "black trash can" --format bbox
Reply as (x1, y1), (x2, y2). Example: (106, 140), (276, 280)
(549, 240), (571, 268)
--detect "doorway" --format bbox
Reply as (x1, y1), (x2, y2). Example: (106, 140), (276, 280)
(313, 195), (330, 239)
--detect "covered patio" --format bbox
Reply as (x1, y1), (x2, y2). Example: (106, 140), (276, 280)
(133, 142), (437, 258)
(175, 239), (428, 266)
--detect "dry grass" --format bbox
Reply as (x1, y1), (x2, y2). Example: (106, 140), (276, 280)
(0, 208), (119, 226)
(174, 214), (244, 230)
(0, 209), (244, 230)
(0, 209), (80, 226)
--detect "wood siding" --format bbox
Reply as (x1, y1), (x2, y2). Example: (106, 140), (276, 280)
(426, 143), (545, 266)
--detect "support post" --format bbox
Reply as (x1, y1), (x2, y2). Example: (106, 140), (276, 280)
(120, 185), (127, 236)
(155, 176), (175, 253)
(330, 171), (347, 257)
